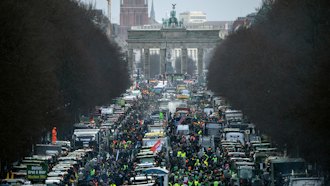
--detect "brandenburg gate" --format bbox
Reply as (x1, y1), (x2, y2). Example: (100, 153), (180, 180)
(126, 5), (224, 79)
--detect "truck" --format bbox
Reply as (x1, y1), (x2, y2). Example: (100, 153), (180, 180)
(204, 123), (222, 135)
(230, 162), (256, 186)
(225, 110), (243, 123)
(72, 129), (100, 150)
(288, 177), (324, 186)
(267, 157), (320, 186)
(222, 128), (245, 145)
(158, 98), (170, 111)
(204, 122), (223, 144)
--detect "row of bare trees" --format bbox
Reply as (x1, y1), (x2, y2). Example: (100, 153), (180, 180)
(0, 0), (129, 167)
(208, 0), (330, 170)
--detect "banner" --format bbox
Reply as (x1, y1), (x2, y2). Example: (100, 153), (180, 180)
(27, 164), (48, 180)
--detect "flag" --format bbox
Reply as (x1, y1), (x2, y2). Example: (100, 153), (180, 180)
(159, 112), (164, 120)
(150, 139), (162, 152)
(178, 116), (185, 125)
(116, 150), (120, 161)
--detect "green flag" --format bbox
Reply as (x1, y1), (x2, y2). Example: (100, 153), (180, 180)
(159, 112), (164, 120)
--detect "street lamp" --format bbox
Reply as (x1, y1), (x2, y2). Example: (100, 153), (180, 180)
(164, 36), (168, 81)
(164, 35), (172, 81)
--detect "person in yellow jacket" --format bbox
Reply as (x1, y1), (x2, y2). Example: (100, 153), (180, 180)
(69, 175), (75, 185)
(177, 151), (182, 158)
(212, 156), (218, 163)
(194, 159), (200, 166)
(90, 168), (95, 176)
(194, 180), (200, 186)
(181, 152), (186, 158)
(203, 159), (209, 167)
(6, 171), (13, 179)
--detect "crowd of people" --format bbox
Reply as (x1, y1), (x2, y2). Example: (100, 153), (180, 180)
(78, 83), (257, 186)
(166, 112), (238, 186)
(80, 96), (153, 186)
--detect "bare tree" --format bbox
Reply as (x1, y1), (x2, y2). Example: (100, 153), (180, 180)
(207, 0), (330, 171)
(0, 0), (129, 171)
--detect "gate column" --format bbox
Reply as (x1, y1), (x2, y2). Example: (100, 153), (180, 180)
(140, 48), (145, 75)
(128, 48), (134, 76)
(144, 48), (150, 79)
(198, 48), (204, 75)
(181, 48), (187, 74)
(160, 48), (166, 75)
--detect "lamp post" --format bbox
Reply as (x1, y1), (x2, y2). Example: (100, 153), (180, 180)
(164, 35), (168, 82)
(164, 35), (172, 82)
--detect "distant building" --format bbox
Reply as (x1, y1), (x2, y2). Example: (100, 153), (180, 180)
(126, 5), (231, 78)
(232, 12), (257, 32)
(179, 11), (207, 24)
(149, 0), (157, 24)
(119, 0), (149, 39)
(184, 21), (233, 31)
(111, 23), (120, 36)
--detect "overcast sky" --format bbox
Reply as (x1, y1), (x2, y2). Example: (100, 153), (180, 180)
(85, 0), (263, 23)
